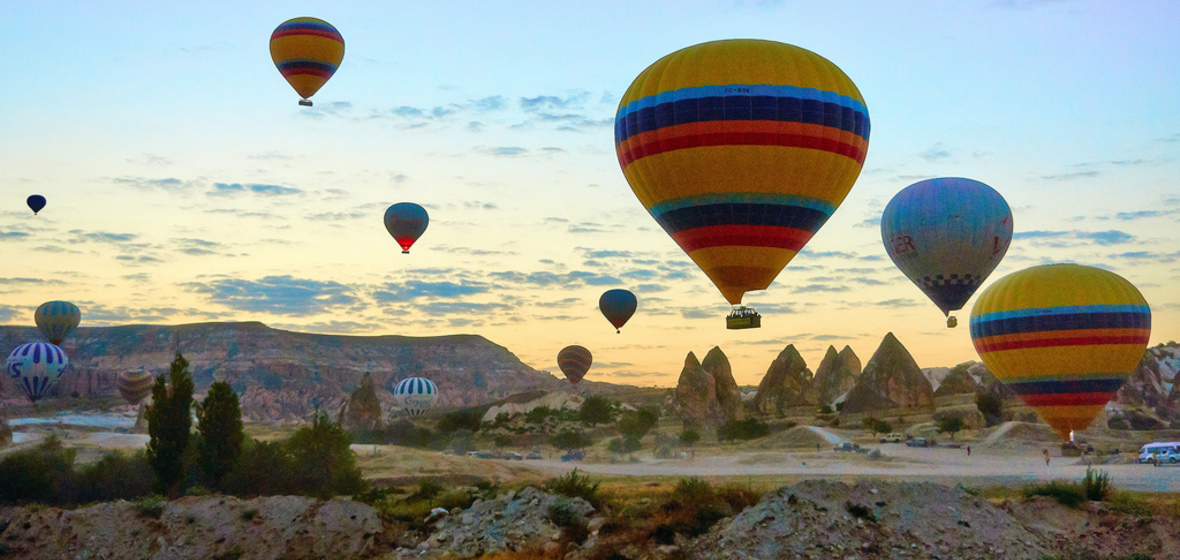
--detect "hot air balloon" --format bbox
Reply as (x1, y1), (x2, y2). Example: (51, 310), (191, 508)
(34, 301), (81, 346)
(881, 178), (1012, 328)
(270, 17), (345, 107)
(969, 264), (1151, 442)
(615, 39), (869, 329)
(27, 195), (46, 215)
(599, 289), (637, 333)
(392, 377), (438, 416)
(557, 345), (592, 385)
(117, 368), (156, 405)
(6, 342), (69, 403)
(384, 203), (429, 254)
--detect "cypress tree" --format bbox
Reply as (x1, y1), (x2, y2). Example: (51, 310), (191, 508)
(145, 352), (194, 497)
(196, 381), (244, 489)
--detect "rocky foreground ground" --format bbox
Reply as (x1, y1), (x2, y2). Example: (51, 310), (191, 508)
(2, 480), (1178, 560)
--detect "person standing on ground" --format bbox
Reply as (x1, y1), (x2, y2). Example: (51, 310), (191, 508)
(967, 445), (971, 456)
(1043, 449), (1050, 466)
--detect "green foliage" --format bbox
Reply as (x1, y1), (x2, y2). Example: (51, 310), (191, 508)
(862, 417), (892, 436)
(656, 477), (757, 539)
(409, 478), (445, 501)
(679, 427), (701, 446)
(551, 428), (591, 451)
(196, 381), (244, 489)
(607, 435), (643, 455)
(547, 498), (581, 528)
(285, 412), (365, 498)
(617, 407), (659, 440)
(134, 495), (166, 519)
(146, 352), (195, 497)
(436, 408), (484, 434)
(525, 406), (554, 424)
(366, 420), (435, 448)
(240, 508), (259, 521)
(1023, 480), (1086, 508)
(1108, 491), (1154, 517)
(75, 451), (155, 503)
(717, 418), (770, 442)
(544, 468), (601, 508)
(580, 395), (615, 425)
(0, 435), (76, 504)
(224, 439), (291, 496)
(936, 414), (965, 440)
(976, 392), (1004, 426)
(1081, 467), (1113, 501)
(819, 405), (834, 414)
(493, 433), (513, 448)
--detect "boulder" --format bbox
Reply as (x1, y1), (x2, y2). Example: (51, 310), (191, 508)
(753, 345), (815, 415)
(841, 333), (934, 415)
(702, 347), (743, 421)
(812, 345), (859, 407)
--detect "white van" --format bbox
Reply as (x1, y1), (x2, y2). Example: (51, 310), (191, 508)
(1138, 442), (1180, 464)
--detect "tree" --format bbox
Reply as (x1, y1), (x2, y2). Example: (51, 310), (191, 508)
(976, 392), (1004, 427)
(146, 352), (194, 497)
(196, 381), (244, 489)
(679, 428), (701, 447)
(579, 396), (614, 425)
(525, 406), (553, 425)
(286, 412), (364, 498)
(937, 414), (966, 441)
(551, 428), (591, 451)
(617, 407), (658, 440)
(862, 417), (892, 436)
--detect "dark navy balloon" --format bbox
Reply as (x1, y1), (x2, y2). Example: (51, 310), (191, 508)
(384, 203), (429, 254)
(27, 195), (46, 214)
(598, 289), (638, 333)
(881, 178), (1012, 325)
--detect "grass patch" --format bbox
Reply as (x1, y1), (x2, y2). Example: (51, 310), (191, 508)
(1023, 480), (1085, 508)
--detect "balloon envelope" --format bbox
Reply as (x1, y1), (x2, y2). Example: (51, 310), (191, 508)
(392, 377), (438, 416)
(615, 39), (869, 305)
(882, 178), (1012, 316)
(599, 289), (638, 333)
(6, 342), (69, 403)
(384, 203), (429, 253)
(27, 195), (46, 214)
(270, 17), (345, 103)
(34, 301), (81, 345)
(557, 345), (592, 385)
(117, 368), (155, 405)
(969, 264), (1150, 441)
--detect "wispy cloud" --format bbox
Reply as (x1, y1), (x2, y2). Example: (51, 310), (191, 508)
(372, 280), (491, 302)
(184, 275), (358, 316)
(208, 183), (302, 197)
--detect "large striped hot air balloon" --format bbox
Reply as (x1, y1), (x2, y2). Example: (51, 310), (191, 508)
(117, 368), (156, 405)
(615, 39), (869, 328)
(882, 178), (1012, 328)
(392, 377), (438, 416)
(383, 203), (429, 254)
(969, 264), (1151, 441)
(270, 17), (345, 106)
(557, 345), (592, 385)
(34, 301), (81, 345)
(599, 289), (637, 333)
(6, 342), (69, 403)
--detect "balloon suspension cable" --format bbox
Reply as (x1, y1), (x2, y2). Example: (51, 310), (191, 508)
(298, 99), (313, 107)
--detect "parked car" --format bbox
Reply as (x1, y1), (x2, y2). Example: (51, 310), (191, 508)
(1138, 442), (1180, 464)
(833, 442), (861, 452)
(503, 451), (523, 461)
(561, 449), (586, 462)
(879, 433), (904, 443)
(526, 451), (543, 460)
(906, 437), (932, 448)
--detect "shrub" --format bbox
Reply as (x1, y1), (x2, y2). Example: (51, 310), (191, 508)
(437, 409), (484, 434)
(1108, 491), (1154, 517)
(580, 396), (614, 426)
(551, 429), (591, 451)
(936, 414), (965, 440)
(862, 417), (892, 436)
(285, 413), (365, 498)
(717, 418), (770, 442)
(545, 468), (601, 508)
(75, 451), (155, 503)
(547, 498), (581, 528)
(679, 428), (701, 446)
(1081, 467), (1113, 501)
(435, 488), (477, 511)
(409, 479), (444, 502)
(1023, 480), (1085, 508)
(607, 436), (643, 455)
(0, 435), (76, 505)
(525, 406), (553, 425)
(617, 407), (658, 440)
(134, 495), (166, 519)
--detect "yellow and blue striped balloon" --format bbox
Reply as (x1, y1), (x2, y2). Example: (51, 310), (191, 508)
(615, 39), (869, 304)
(34, 300), (81, 345)
(117, 368), (156, 405)
(969, 264), (1150, 440)
(269, 17), (345, 104)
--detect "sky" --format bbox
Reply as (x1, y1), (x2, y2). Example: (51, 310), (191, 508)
(1, 1), (1178, 387)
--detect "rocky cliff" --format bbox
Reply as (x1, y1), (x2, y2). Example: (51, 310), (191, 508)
(933, 362), (981, 398)
(0, 322), (596, 421)
(811, 345), (860, 407)
(841, 333), (934, 415)
(752, 345), (815, 414)
(670, 348), (743, 426)
(702, 347), (744, 422)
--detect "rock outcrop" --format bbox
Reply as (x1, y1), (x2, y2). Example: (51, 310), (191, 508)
(480, 391), (583, 422)
(702, 347), (744, 421)
(934, 362), (981, 398)
(753, 345), (815, 414)
(811, 345), (859, 407)
(670, 349), (744, 426)
(841, 333), (934, 415)
(339, 371), (384, 432)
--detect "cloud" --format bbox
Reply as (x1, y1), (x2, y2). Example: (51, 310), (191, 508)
(0, 304), (19, 322)
(1039, 171), (1100, 181)
(1114, 210), (1165, 221)
(306, 211), (367, 221)
(490, 270), (621, 287)
(475, 146), (528, 157)
(208, 183), (302, 197)
(871, 298), (921, 308)
(792, 283), (851, 293)
(184, 275), (358, 316)
(113, 177), (191, 193)
(1014, 230), (1135, 246)
(0, 231), (30, 240)
(520, 93), (590, 111)
(68, 230), (138, 244)
(271, 320), (381, 334)
(372, 280), (490, 302)
(919, 146), (951, 162)
(171, 238), (225, 256)
(633, 283), (668, 293)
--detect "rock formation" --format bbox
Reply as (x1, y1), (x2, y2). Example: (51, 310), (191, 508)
(672, 352), (716, 425)
(811, 345), (859, 407)
(480, 391), (583, 422)
(933, 362), (981, 398)
(840, 333), (934, 415)
(339, 371), (384, 432)
(702, 347), (744, 421)
(753, 345), (815, 415)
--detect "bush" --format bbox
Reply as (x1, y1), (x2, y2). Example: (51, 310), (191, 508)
(547, 498), (581, 528)
(607, 436), (643, 455)
(1081, 467), (1113, 501)
(845, 501), (876, 522)
(936, 414), (965, 440)
(580, 396), (614, 426)
(544, 468), (601, 508)
(1023, 480), (1085, 508)
(0, 435), (77, 505)
(976, 392), (1004, 426)
(285, 413), (365, 498)
(862, 417), (892, 436)
(551, 429), (591, 451)
(525, 406), (554, 425)
(679, 428), (701, 446)
(436, 408), (484, 434)
(134, 495), (166, 519)
(617, 407), (659, 440)
(75, 451), (155, 503)
(717, 418), (770, 442)
(224, 439), (292, 496)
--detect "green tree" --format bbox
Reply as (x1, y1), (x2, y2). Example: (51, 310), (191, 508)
(286, 412), (364, 498)
(195, 381), (244, 489)
(862, 417), (892, 436)
(525, 406), (553, 425)
(146, 352), (195, 497)
(679, 428), (701, 447)
(579, 395), (614, 425)
(617, 407), (659, 440)
(551, 428), (591, 451)
(937, 414), (966, 441)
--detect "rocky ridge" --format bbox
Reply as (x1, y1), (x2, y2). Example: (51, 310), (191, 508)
(841, 333), (934, 415)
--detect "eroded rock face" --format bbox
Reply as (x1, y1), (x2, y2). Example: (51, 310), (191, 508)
(339, 371), (384, 432)
(812, 345), (859, 407)
(753, 345), (815, 414)
(703, 347), (743, 422)
(841, 333), (933, 415)
(934, 362), (981, 398)
(673, 352), (719, 425)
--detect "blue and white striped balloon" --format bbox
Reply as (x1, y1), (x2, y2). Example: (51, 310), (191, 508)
(392, 377), (438, 416)
(6, 342), (70, 403)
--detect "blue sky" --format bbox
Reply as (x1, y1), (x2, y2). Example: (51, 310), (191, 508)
(1, 0), (1178, 386)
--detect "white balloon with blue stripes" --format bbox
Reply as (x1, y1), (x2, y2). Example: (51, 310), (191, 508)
(6, 342), (70, 403)
(392, 376), (438, 416)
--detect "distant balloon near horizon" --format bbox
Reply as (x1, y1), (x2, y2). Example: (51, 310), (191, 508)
(384, 202), (429, 254)
(615, 39), (869, 309)
(392, 377), (438, 416)
(599, 289), (637, 333)
(970, 263), (1151, 441)
(117, 368), (156, 405)
(557, 345), (592, 385)
(882, 178), (1013, 328)
(6, 342), (69, 403)
(269, 17), (344, 107)
(34, 301), (81, 345)
(26, 195), (46, 214)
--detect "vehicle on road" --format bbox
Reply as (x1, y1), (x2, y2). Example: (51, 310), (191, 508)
(906, 437), (933, 448)
(503, 451), (523, 461)
(833, 442), (861, 452)
(880, 433), (904, 443)
(1138, 442), (1180, 464)
(526, 451), (543, 460)
(561, 449), (586, 462)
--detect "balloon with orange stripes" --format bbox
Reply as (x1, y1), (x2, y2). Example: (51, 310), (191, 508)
(557, 345), (592, 385)
(969, 263), (1151, 440)
(614, 39), (869, 306)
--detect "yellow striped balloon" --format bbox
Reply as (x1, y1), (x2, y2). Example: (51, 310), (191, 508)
(969, 264), (1150, 440)
(615, 39), (869, 305)
(117, 368), (156, 405)
(269, 17), (345, 104)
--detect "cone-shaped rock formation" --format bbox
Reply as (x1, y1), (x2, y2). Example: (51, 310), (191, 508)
(841, 333), (933, 414)
(753, 345), (815, 415)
